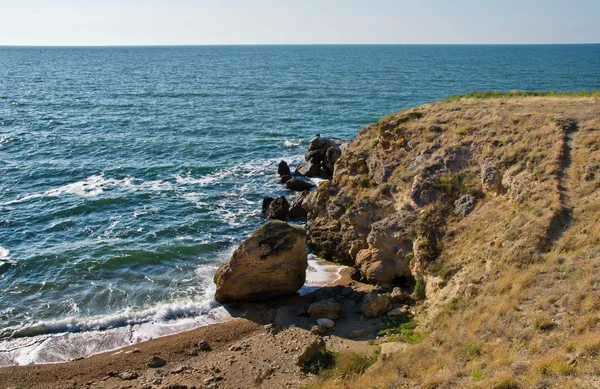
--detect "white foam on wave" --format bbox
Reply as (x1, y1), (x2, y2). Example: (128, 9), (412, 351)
(283, 138), (303, 148)
(1, 174), (173, 205)
(0, 246), (16, 267)
(0, 292), (230, 366)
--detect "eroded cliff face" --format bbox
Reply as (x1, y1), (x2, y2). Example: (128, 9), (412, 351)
(304, 97), (600, 296)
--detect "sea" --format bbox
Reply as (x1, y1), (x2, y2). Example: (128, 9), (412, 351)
(0, 44), (599, 365)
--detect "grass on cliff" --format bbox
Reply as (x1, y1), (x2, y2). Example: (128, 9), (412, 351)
(443, 89), (600, 101)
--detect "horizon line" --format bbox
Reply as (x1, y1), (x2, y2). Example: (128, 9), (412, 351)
(1, 42), (599, 48)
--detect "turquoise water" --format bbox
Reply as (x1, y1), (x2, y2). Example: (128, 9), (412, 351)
(1, 45), (599, 339)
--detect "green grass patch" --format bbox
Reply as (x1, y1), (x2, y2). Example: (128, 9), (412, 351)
(302, 348), (337, 374)
(443, 90), (600, 102)
(470, 367), (484, 381)
(413, 276), (426, 301)
(377, 314), (425, 343)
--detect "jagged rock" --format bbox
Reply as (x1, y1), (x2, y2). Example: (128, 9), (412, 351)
(481, 165), (503, 194)
(278, 161), (291, 176)
(214, 221), (307, 304)
(410, 175), (439, 207)
(286, 178), (315, 191)
(361, 293), (392, 318)
(147, 356), (167, 368)
(454, 194), (477, 217)
(307, 299), (340, 320)
(280, 174), (292, 184)
(316, 318), (335, 328)
(265, 196), (290, 220)
(296, 136), (345, 179)
(295, 337), (326, 366)
(288, 192), (308, 219)
(296, 160), (321, 177)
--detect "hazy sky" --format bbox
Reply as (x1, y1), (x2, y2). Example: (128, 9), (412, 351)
(1, 0), (599, 46)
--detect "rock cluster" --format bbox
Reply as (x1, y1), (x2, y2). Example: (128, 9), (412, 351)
(295, 136), (344, 179)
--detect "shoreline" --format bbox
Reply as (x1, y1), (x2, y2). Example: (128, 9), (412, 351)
(0, 257), (346, 367)
(0, 262), (374, 389)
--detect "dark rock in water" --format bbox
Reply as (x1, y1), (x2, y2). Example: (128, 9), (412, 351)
(296, 160), (321, 177)
(280, 174), (292, 184)
(454, 194), (477, 217)
(288, 192), (308, 219)
(213, 221), (307, 304)
(286, 178), (315, 191)
(262, 197), (275, 213)
(278, 161), (291, 176)
(266, 196), (290, 220)
(147, 356), (167, 368)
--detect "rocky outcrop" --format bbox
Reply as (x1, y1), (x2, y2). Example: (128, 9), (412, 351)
(304, 101), (586, 291)
(214, 221), (307, 304)
(295, 136), (345, 179)
(286, 178), (315, 191)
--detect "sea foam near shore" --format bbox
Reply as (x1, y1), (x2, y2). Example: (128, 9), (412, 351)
(0, 256), (345, 366)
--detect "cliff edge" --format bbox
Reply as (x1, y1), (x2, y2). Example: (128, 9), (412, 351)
(306, 92), (600, 388)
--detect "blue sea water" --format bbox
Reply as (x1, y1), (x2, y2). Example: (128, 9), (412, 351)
(0, 45), (598, 344)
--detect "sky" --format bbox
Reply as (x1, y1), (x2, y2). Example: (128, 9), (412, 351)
(1, 0), (599, 46)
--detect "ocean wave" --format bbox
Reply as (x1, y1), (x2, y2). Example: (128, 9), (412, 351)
(0, 246), (15, 268)
(1, 291), (219, 340)
(283, 138), (303, 148)
(1, 173), (173, 205)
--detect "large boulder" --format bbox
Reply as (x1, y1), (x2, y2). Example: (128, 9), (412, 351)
(214, 221), (308, 304)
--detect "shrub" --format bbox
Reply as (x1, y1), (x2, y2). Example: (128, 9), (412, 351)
(377, 314), (425, 343)
(470, 367), (483, 381)
(413, 276), (426, 301)
(456, 343), (483, 360)
(302, 348), (337, 374)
